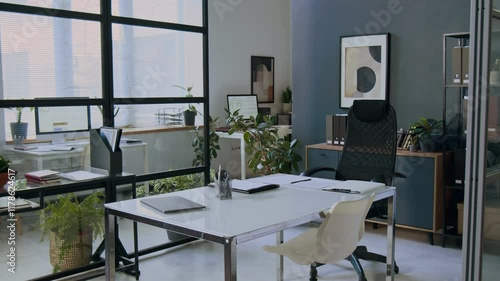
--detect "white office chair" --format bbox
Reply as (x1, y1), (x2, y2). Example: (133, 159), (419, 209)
(263, 193), (375, 281)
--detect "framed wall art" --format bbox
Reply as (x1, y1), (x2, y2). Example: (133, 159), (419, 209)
(251, 56), (275, 103)
(340, 33), (390, 108)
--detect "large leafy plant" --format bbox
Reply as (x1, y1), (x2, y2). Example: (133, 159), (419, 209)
(226, 110), (302, 175)
(38, 192), (105, 271)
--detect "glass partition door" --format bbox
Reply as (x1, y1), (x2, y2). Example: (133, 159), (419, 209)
(464, 0), (500, 280)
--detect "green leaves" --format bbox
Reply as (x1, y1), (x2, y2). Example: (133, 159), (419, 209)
(191, 115), (220, 167)
(226, 110), (302, 175)
(37, 192), (105, 272)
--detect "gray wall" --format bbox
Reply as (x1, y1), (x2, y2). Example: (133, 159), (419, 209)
(291, 0), (470, 170)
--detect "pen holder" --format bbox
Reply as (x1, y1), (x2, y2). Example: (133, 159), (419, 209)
(216, 178), (232, 200)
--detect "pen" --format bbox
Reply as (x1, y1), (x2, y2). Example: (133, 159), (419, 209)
(327, 188), (360, 194)
(291, 178), (312, 184)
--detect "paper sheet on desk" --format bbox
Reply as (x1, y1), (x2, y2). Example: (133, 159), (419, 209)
(322, 180), (386, 194)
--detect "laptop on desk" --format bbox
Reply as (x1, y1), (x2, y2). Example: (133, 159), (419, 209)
(140, 196), (205, 214)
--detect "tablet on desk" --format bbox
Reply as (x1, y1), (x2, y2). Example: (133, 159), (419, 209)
(140, 196), (206, 214)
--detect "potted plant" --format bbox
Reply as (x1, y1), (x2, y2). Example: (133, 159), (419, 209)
(38, 192), (105, 273)
(174, 85), (197, 126)
(412, 117), (444, 152)
(226, 110), (302, 175)
(0, 155), (10, 188)
(281, 87), (292, 113)
(10, 107), (34, 141)
(409, 134), (419, 152)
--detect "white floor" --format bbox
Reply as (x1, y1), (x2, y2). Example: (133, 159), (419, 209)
(1, 214), (463, 281)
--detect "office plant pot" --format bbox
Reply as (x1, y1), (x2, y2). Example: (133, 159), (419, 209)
(49, 228), (93, 271)
(10, 122), (28, 140)
(183, 111), (196, 126)
(419, 137), (436, 152)
(282, 103), (291, 113)
(409, 144), (419, 152)
(0, 172), (8, 188)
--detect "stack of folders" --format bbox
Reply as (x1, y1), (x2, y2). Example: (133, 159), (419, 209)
(25, 170), (61, 185)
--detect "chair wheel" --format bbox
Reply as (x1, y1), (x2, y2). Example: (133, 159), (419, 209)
(394, 265), (399, 274)
(359, 277), (367, 281)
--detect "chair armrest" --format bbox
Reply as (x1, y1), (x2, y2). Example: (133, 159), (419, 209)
(319, 210), (329, 219)
(300, 166), (336, 177)
(393, 172), (407, 179)
(371, 171), (407, 185)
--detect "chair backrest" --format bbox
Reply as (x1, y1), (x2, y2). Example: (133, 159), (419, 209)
(336, 100), (397, 185)
(314, 193), (376, 264)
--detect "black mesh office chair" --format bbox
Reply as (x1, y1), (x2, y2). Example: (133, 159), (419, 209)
(302, 100), (404, 281)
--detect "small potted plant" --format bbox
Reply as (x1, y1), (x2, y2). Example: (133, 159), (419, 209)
(409, 134), (419, 152)
(174, 85), (197, 126)
(10, 107), (34, 141)
(38, 192), (105, 272)
(0, 155), (10, 188)
(412, 117), (443, 152)
(281, 87), (292, 113)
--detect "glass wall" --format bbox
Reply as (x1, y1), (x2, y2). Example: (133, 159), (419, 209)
(464, 1), (500, 280)
(0, 0), (209, 173)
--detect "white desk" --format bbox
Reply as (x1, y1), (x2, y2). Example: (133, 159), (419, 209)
(105, 182), (396, 281)
(4, 142), (148, 175)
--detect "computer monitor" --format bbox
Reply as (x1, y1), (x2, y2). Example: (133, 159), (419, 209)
(35, 105), (91, 144)
(227, 95), (259, 120)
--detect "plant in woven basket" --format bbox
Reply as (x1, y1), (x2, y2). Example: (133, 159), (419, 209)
(38, 192), (105, 273)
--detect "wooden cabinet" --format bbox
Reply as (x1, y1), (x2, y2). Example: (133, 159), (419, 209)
(306, 143), (444, 235)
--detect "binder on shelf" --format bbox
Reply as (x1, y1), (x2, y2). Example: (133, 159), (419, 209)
(462, 46), (469, 85)
(338, 115), (347, 145)
(326, 115), (334, 145)
(90, 128), (123, 176)
(333, 115), (340, 145)
(452, 43), (463, 84)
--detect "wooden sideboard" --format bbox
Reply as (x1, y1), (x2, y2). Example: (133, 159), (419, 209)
(306, 143), (445, 242)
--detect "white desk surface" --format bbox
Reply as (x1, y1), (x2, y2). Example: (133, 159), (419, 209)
(106, 185), (393, 243)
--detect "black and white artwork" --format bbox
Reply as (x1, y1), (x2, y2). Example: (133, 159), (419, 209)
(340, 34), (390, 108)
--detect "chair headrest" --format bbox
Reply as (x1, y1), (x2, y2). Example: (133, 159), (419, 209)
(352, 100), (389, 122)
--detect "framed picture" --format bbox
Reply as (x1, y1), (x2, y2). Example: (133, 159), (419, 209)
(251, 56), (274, 103)
(340, 33), (390, 108)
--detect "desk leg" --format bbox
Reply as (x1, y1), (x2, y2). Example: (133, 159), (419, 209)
(240, 137), (246, 180)
(386, 193), (396, 281)
(105, 209), (116, 281)
(276, 231), (284, 281)
(224, 237), (237, 281)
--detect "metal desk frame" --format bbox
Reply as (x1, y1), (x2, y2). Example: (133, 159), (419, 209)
(105, 185), (396, 281)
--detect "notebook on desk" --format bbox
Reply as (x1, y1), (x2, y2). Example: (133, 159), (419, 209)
(231, 179), (279, 194)
(140, 196), (205, 214)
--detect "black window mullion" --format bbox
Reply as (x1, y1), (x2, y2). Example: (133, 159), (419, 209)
(0, 2), (102, 22)
(101, 0), (114, 127)
(111, 15), (205, 34)
(202, 0), (210, 185)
